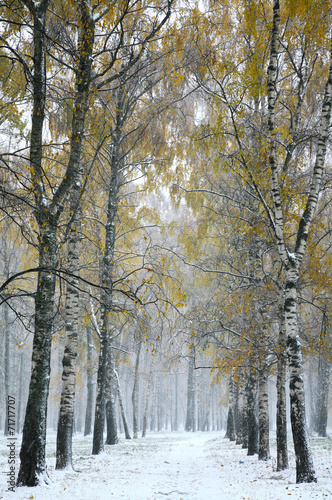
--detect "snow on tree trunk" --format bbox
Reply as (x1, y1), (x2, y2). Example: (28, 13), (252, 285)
(285, 266), (316, 483)
(266, 0), (332, 482)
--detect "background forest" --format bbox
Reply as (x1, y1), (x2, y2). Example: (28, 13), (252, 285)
(0, 0), (331, 489)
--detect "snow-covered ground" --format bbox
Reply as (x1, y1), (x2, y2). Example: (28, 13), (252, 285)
(0, 430), (331, 499)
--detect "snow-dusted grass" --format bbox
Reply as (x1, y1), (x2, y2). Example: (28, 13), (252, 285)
(1, 430), (331, 499)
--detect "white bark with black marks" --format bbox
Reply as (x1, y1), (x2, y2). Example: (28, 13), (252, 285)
(266, 0), (332, 483)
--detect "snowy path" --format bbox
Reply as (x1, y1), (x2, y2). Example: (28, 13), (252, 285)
(1, 431), (332, 499)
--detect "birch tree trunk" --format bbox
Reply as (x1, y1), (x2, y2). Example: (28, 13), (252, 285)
(315, 354), (330, 437)
(185, 353), (195, 432)
(84, 326), (94, 436)
(17, 0), (95, 485)
(114, 369), (131, 439)
(265, 0), (332, 483)
(246, 364), (258, 456)
(236, 377), (245, 446)
(142, 351), (156, 438)
(258, 366), (270, 461)
(225, 372), (236, 441)
(105, 346), (118, 445)
(3, 300), (10, 436)
(92, 74), (126, 454)
(314, 315), (331, 438)
(56, 181), (81, 470)
(277, 308), (288, 470)
(132, 341), (142, 439)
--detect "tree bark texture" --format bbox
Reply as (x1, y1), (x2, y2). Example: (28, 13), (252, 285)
(92, 74), (125, 454)
(56, 181), (81, 470)
(266, 0), (332, 482)
(142, 350), (156, 438)
(246, 365), (258, 456)
(105, 347), (118, 445)
(132, 342), (141, 439)
(18, 0), (95, 485)
(225, 373), (236, 441)
(315, 353), (330, 437)
(84, 326), (94, 436)
(114, 369), (131, 439)
(258, 367), (270, 461)
(285, 268), (316, 483)
(277, 309), (288, 470)
(236, 377), (245, 446)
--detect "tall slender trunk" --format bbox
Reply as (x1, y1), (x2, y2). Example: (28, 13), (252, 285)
(18, 0), (94, 485)
(174, 371), (179, 432)
(105, 346), (118, 445)
(258, 365), (270, 461)
(114, 369), (131, 439)
(132, 341), (141, 439)
(18, 226), (57, 486)
(92, 329), (109, 454)
(246, 363), (258, 456)
(4, 300), (10, 436)
(315, 314), (331, 438)
(56, 182), (81, 470)
(142, 351), (156, 438)
(236, 376), (244, 446)
(225, 372), (236, 441)
(315, 353), (330, 437)
(84, 326), (94, 436)
(92, 75), (125, 454)
(277, 307), (288, 470)
(16, 348), (24, 434)
(285, 267), (316, 483)
(185, 353), (195, 432)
